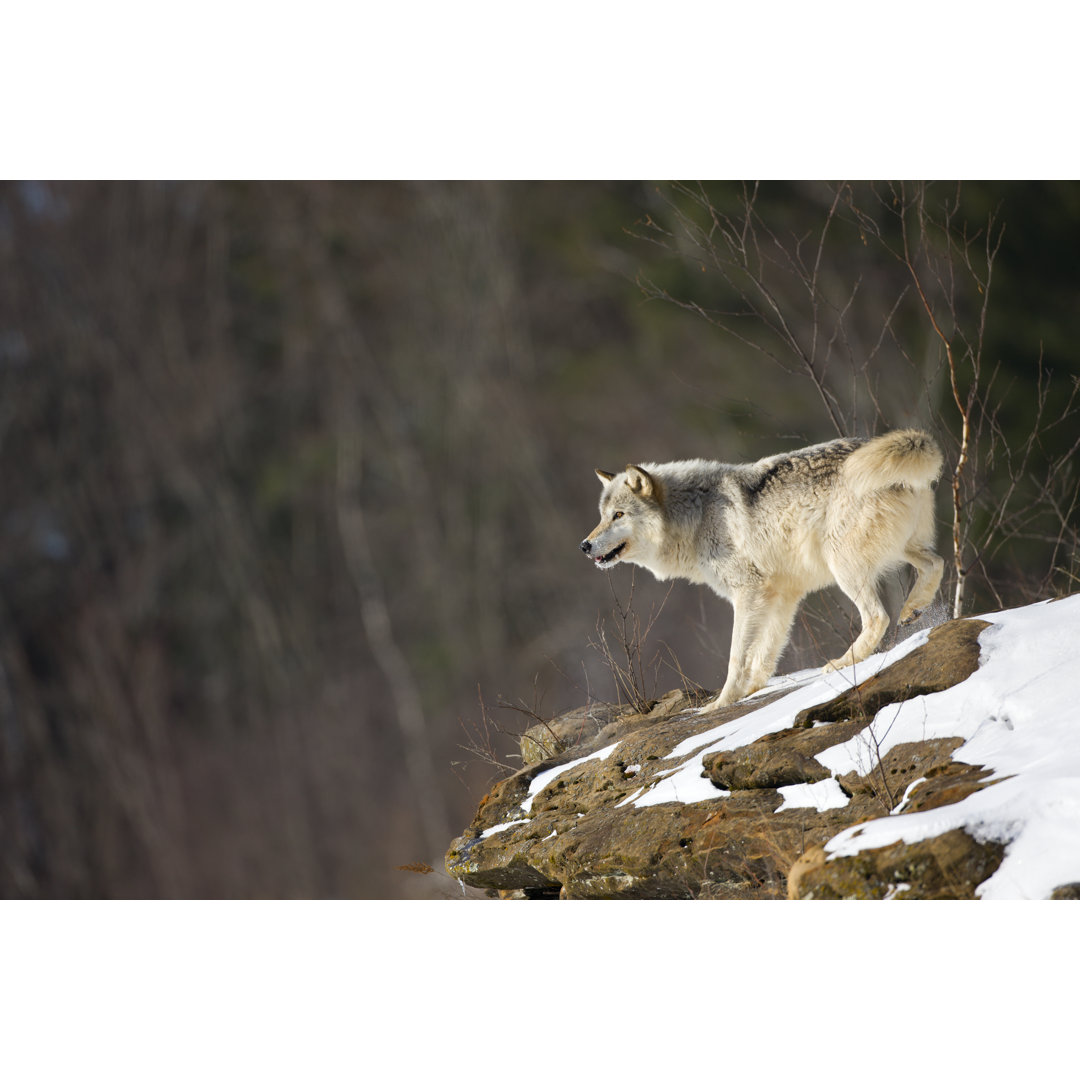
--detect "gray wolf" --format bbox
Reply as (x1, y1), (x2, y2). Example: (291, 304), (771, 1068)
(581, 430), (944, 708)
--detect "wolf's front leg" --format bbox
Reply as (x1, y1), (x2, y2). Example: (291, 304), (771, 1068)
(714, 587), (798, 708)
(713, 594), (756, 706)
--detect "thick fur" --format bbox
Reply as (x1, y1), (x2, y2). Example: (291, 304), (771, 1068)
(581, 430), (944, 708)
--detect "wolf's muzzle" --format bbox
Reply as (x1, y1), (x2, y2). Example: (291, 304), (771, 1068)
(581, 538), (626, 566)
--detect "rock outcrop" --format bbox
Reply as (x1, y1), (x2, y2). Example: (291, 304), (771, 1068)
(446, 616), (1020, 899)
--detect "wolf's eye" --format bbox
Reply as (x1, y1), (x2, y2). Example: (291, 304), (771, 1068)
(612, 511), (624, 520)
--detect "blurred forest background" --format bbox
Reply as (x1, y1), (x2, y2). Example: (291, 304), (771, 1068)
(2, 180), (1079, 899)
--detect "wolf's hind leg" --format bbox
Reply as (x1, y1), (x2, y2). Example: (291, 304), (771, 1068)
(898, 546), (944, 624)
(824, 567), (889, 674)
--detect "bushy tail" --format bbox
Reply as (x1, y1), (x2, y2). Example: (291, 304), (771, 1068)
(842, 429), (943, 496)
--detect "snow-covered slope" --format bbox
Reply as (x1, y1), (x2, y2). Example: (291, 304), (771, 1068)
(821, 596), (1080, 898)
(622, 594), (1080, 898)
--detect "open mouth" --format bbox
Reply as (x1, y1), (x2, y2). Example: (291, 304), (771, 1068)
(594, 542), (626, 567)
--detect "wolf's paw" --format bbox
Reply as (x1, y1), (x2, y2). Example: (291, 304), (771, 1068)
(703, 684), (748, 712)
(822, 657), (852, 675)
(693, 692), (729, 715)
(898, 607), (923, 626)
(695, 696), (725, 715)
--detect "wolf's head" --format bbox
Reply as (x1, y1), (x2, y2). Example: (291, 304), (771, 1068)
(580, 465), (663, 570)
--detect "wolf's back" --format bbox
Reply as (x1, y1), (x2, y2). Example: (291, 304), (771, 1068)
(841, 429), (943, 496)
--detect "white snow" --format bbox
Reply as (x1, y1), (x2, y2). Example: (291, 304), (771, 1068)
(479, 819), (528, 839)
(775, 777), (850, 812)
(627, 595), (1080, 899)
(821, 596), (1080, 898)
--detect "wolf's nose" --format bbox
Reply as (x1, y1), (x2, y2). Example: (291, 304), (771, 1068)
(580, 539), (592, 554)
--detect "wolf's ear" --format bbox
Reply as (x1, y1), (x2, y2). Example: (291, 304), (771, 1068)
(625, 465), (655, 498)
(595, 468), (616, 485)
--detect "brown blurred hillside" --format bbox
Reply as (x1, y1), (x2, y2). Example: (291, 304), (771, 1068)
(2, 180), (1078, 898)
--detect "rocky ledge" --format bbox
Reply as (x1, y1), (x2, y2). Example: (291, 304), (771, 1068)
(446, 601), (1080, 899)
